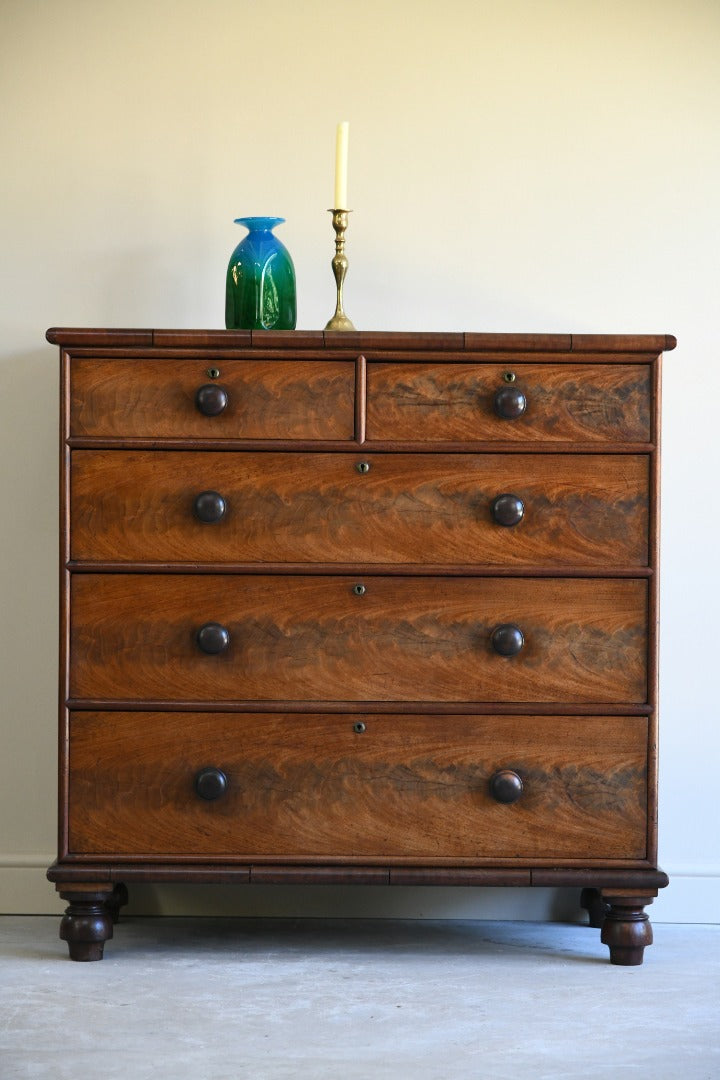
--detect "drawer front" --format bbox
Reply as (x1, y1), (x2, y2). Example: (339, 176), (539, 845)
(69, 358), (355, 440)
(67, 712), (648, 861)
(69, 575), (647, 703)
(367, 363), (652, 443)
(70, 450), (649, 567)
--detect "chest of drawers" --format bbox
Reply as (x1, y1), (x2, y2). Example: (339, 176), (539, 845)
(46, 328), (674, 963)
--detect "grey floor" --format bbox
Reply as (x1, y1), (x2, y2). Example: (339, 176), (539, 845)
(1, 917), (718, 1080)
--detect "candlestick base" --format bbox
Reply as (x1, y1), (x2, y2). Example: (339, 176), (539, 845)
(325, 209), (356, 332)
(325, 311), (356, 332)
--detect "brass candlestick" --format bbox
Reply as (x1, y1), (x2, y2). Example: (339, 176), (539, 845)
(325, 209), (356, 331)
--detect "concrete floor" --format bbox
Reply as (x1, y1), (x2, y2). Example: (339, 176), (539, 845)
(1, 917), (718, 1080)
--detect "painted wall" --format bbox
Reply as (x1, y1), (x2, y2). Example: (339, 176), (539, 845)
(1, 0), (718, 921)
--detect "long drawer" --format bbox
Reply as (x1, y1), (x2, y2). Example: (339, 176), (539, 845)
(69, 358), (355, 439)
(66, 712), (648, 861)
(367, 362), (652, 442)
(70, 451), (650, 567)
(69, 575), (647, 703)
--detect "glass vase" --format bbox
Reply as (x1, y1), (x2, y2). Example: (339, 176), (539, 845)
(225, 216), (296, 330)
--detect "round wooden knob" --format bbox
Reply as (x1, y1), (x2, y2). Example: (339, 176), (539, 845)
(490, 769), (524, 804)
(195, 384), (229, 416)
(196, 622), (230, 654)
(193, 490), (226, 523)
(491, 493), (525, 527)
(491, 623), (525, 656)
(195, 767), (228, 801)
(494, 385), (527, 419)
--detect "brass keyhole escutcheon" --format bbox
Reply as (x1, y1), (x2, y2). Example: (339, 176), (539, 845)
(353, 721), (366, 734)
(352, 583), (366, 596)
(356, 461), (371, 474)
(503, 371), (516, 383)
(207, 367), (221, 379)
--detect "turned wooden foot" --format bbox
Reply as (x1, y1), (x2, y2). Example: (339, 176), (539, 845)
(580, 887), (609, 929)
(59, 889), (114, 961)
(105, 883), (129, 925)
(600, 892), (655, 966)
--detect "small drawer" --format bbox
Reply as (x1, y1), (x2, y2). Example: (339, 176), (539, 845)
(366, 362), (652, 443)
(70, 450), (650, 568)
(69, 357), (355, 440)
(66, 711), (648, 861)
(69, 574), (648, 704)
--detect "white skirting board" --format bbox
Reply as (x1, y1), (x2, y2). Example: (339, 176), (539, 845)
(2, 858), (718, 922)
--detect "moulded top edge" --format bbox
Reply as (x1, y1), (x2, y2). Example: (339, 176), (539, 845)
(570, 334), (676, 353)
(45, 328), (676, 352)
(46, 328), (155, 346)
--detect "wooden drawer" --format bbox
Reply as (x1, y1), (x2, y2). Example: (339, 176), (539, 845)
(69, 358), (355, 440)
(366, 362), (652, 443)
(66, 711), (648, 861)
(70, 450), (649, 567)
(69, 575), (647, 704)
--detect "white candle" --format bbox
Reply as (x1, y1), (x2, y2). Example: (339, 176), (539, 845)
(334, 121), (349, 209)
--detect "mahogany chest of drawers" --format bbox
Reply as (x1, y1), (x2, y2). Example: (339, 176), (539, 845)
(46, 328), (674, 963)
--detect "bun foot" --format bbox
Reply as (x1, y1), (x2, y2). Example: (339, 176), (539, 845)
(59, 889), (114, 961)
(600, 892), (655, 966)
(64, 939), (107, 962)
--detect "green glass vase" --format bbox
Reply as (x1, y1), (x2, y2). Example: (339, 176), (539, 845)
(225, 216), (296, 330)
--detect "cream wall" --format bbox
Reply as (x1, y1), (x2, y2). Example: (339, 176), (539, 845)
(1, 0), (718, 922)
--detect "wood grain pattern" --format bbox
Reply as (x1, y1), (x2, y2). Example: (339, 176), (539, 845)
(66, 712), (648, 861)
(69, 450), (650, 567)
(69, 358), (355, 439)
(367, 363), (651, 442)
(69, 575), (648, 703)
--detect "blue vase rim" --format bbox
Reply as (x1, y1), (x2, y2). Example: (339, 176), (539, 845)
(234, 216), (285, 231)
